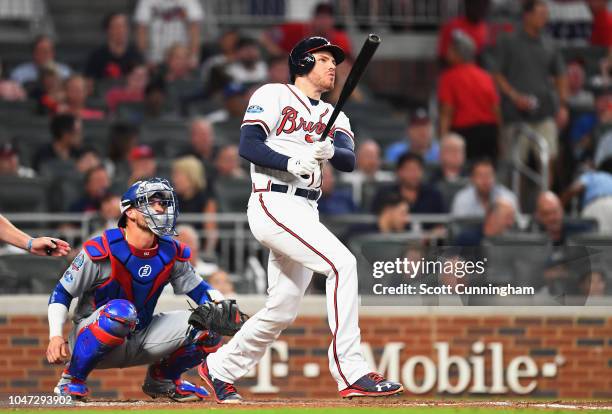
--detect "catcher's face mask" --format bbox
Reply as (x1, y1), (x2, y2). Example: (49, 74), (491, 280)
(119, 178), (178, 236)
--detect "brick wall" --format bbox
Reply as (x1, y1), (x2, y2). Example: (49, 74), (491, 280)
(1, 313), (611, 399)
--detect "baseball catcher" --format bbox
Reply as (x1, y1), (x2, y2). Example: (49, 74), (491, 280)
(197, 36), (403, 403)
(46, 177), (246, 401)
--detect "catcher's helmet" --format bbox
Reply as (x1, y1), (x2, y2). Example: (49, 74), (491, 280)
(118, 177), (178, 236)
(288, 36), (345, 82)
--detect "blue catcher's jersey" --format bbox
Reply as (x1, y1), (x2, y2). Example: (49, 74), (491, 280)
(60, 228), (199, 331)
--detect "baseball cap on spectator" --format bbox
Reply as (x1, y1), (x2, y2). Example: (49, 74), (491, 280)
(450, 29), (476, 62)
(223, 82), (248, 98)
(129, 145), (154, 161)
(0, 142), (16, 158)
(314, 3), (334, 16)
(409, 108), (430, 125)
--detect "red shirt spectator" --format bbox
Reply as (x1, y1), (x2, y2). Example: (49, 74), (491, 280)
(105, 65), (148, 113)
(590, 5), (612, 47)
(61, 75), (105, 120)
(269, 22), (352, 56)
(438, 63), (499, 128)
(438, 0), (491, 59)
(439, 29), (500, 162)
(262, 3), (353, 57)
(438, 17), (489, 58)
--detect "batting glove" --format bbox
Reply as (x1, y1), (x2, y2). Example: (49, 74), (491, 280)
(311, 139), (335, 160)
(287, 157), (318, 178)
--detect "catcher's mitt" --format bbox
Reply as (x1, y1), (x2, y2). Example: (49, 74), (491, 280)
(188, 299), (248, 336)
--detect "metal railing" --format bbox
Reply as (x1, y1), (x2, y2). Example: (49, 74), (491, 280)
(201, 0), (461, 29)
(0, 0), (52, 38)
(339, 0), (462, 29)
(2, 212), (453, 275)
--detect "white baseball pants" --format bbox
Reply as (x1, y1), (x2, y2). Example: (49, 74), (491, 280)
(206, 190), (371, 390)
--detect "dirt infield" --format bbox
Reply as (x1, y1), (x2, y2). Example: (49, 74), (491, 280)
(69, 399), (612, 411)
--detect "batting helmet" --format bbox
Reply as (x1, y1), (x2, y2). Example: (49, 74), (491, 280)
(288, 36), (345, 82)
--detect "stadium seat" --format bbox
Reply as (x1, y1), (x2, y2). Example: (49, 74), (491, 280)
(361, 180), (391, 211)
(483, 232), (550, 288)
(215, 177), (252, 212)
(141, 120), (188, 142)
(93, 78), (123, 99)
(343, 100), (395, 120)
(448, 217), (484, 243)
(526, 217), (599, 234)
(348, 232), (423, 294)
(167, 79), (204, 102)
(116, 102), (145, 121)
(352, 117), (405, 150)
(567, 234), (612, 246)
(155, 159), (173, 181)
(82, 119), (111, 155)
(213, 120), (242, 145)
(39, 159), (83, 211)
(0, 176), (50, 212)
(0, 100), (35, 118)
(436, 179), (468, 209)
(561, 45), (607, 77)
(4, 116), (49, 141)
(321, 214), (376, 241)
(0, 259), (19, 293)
(0, 254), (68, 293)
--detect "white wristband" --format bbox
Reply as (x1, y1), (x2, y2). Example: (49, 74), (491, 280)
(48, 303), (68, 339)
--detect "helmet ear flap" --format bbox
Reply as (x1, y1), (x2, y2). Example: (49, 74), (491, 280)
(298, 53), (315, 74)
(289, 49), (316, 80)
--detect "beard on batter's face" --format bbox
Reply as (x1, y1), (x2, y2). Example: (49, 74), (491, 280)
(308, 51), (336, 92)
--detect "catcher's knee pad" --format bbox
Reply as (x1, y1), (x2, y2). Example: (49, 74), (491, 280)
(98, 299), (138, 337)
(67, 300), (137, 381)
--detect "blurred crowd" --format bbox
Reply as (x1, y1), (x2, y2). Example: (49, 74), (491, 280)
(0, 0), (611, 296)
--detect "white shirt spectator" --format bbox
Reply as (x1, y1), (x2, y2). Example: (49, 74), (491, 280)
(451, 184), (518, 217)
(134, 0), (203, 63)
(225, 61), (268, 85)
(595, 130), (612, 168)
(10, 62), (71, 85)
(340, 170), (395, 206)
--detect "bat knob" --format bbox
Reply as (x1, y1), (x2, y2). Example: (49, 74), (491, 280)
(368, 33), (381, 43)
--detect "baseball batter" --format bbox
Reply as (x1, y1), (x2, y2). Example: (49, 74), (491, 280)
(46, 178), (240, 401)
(199, 37), (403, 403)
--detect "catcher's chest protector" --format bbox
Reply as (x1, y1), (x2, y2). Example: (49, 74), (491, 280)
(83, 228), (185, 330)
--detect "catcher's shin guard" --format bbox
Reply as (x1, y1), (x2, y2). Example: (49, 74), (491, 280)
(65, 300), (137, 383)
(142, 330), (221, 401)
(153, 330), (222, 380)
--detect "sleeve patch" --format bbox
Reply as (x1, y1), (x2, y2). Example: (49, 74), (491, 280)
(246, 105), (264, 113)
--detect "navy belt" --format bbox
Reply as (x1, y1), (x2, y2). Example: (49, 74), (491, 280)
(270, 184), (320, 200)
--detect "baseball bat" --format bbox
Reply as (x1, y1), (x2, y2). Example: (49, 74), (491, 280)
(301, 34), (382, 179)
(319, 33), (381, 142)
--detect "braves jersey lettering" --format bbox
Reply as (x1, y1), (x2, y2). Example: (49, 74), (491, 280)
(241, 83), (354, 189)
(276, 106), (331, 138)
